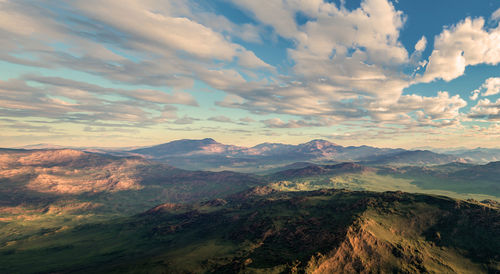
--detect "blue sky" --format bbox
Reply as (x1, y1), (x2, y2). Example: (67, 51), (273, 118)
(0, 0), (499, 148)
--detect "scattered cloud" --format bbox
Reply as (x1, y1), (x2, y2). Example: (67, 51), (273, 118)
(482, 77), (500, 96)
(262, 118), (330, 128)
(0, 77), (192, 126)
(239, 117), (255, 123)
(172, 116), (199, 125)
(420, 17), (500, 83)
(208, 115), (233, 123)
(469, 98), (500, 121)
(414, 36), (427, 52)
(470, 89), (480, 101)
(467, 77), (500, 101)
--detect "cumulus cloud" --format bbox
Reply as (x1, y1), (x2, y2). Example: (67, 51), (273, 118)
(469, 98), (500, 121)
(467, 77), (500, 100)
(217, 0), (428, 126)
(482, 77), (500, 96)
(288, 0), (409, 103)
(420, 17), (500, 82)
(368, 91), (467, 127)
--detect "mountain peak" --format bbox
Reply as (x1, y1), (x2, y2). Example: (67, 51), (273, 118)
(201, 137), (217, 143)
(305, 139), (336, 145)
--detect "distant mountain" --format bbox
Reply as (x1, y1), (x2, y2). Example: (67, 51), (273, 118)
(412, 147), (500, 164)
(131, 138), (244, 157)
(446, 148), (500, 164)
(361, 150), (467, 166)
(129, 139), (407, 171)
(16, 144), (145, 152)
(8, 139), (472, 172)
(15, 143), (67, 149)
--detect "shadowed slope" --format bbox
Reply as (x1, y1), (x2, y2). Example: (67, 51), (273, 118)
(1, 189), (498, 273)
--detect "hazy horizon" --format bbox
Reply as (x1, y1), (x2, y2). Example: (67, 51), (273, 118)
(6, 137), (500, 151)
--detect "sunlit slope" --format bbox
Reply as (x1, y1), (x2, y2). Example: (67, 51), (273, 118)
(268, 162), (500, 201)
(0, 149), (262, 245)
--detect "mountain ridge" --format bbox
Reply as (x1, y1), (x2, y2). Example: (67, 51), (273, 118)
(128, 139), (462, 171)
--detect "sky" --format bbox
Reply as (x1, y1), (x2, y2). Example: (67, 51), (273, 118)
(0, 0), (500, 149)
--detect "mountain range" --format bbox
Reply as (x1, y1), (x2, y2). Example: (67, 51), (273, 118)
(128, 138), (471, 171)
(15, 139), (500, 171)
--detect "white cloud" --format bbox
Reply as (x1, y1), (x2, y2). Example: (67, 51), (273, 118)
(482, 77), (500, 96)
(470, 89), (480, 100)
(0, 0), (272, 94)
(469, 98), (500, 121)
(227, 0), (412, 117)
(421, 17), (500, 82)
(74, 0), (270, 67)
(467, 77), (500, 100)
(414, 36), (427, 51)
(370, 91), (467, 126)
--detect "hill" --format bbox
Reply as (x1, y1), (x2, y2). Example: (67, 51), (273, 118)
(269, 162), (369, 180)
(0, 148), (263, 244)
(451, 161), (500, 180)
(0, 148), (262, 211)
(361, 150), (466, 166)
(1, 189), (498, 273)
(267, 162), (500, 200)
